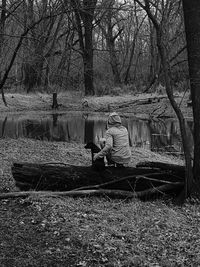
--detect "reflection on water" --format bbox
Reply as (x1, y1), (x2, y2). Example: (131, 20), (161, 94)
(0, 113), (184, 155)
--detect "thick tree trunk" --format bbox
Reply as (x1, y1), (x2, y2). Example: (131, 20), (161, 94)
(182, 0), (200, 196)
(108, 41), (121, 85)
(71, 0), (96, 96)
(83, 52), (94, 96)
(23, 58), (44, 93)
(23, 62), (38, 93)
(23, 0), (51, 92)
(106, 1), (121, 85)
(82, 1), (95, 95)
(0, 0), (7, 106)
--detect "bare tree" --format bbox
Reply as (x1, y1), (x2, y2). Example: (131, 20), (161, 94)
(135, 0), (193, 201)
(123, 2), (147, 84)
(70, 0), (97, 95)
(97, 0), (124, 85)
(0, 0), (60, 104)
(182, 0), (200, 196)
(0, 0), (190, 98)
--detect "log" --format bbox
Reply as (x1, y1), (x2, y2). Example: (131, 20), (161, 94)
(11, 161), (184, 199)
(136, 161), (185, 175)
(0, 183), (182, 200)
(107, 96), (169, 111)
(15, 181), (33, 191)
(135, 183), (182, 198)
(95, 96), (171, 112)
(0, 189), (136, 200)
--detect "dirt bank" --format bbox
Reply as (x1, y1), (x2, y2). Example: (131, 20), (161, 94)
(0, 138), (197, 267)
(0, 91), (193, 119)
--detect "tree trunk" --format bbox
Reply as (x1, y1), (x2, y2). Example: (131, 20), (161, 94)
(124, 8), (146, 85)
(102, 0), (121, 85)
(107, 39), (121, 85)
(157, 30), (193, 199)
(82, 0), (96, 95)
(23, 0), (35, 92)
(83, 29), (94, 96)
(23, 0), (53, 92)
(0, 0), (7, 106)
(182, 0), (200, 196)
(70, 0), (96, 96)
(52, 93), (59, 109)
(23, 63), (38, 93)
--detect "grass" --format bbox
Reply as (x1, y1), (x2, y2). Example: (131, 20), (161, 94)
(0, 196), (200, 266)
(0, 138), (198, 267)
(0, 90), (195, 266)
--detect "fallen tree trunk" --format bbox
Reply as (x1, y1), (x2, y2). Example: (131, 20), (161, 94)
(0, 189), (136, 200)
(108, 95), (171, 110)
(0, 183), (182, 200)
(136, 161), (185, 175)
(11, 162), (160, 191)
(95, 96), (171, 112)
(11, 161), (184, 199)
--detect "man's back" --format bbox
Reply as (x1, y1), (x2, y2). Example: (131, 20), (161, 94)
(93, 112), (132, 165)
(106, 125), (131, 164)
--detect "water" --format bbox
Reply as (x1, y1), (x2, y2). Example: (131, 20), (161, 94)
(0, 112), (184, 155)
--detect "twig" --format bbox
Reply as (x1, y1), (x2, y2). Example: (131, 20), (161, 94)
(42, 162), (75, 166)
(135, 175), (184, 185)
(0, 189), (136, 199)
(178, 87), (189, 108)
(72, 172), (183, 191)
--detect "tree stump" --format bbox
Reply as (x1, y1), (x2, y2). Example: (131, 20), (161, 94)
(52, 92), (59, 109)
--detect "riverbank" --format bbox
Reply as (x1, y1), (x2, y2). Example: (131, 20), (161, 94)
(0, 91), (193, 119)
(1, 138), (199, 267)
(0, 92), (197, 267)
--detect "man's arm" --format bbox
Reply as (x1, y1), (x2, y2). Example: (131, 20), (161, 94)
(94, 131), (113, 160)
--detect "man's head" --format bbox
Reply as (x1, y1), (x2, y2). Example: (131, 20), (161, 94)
(107, 112), (122, 126)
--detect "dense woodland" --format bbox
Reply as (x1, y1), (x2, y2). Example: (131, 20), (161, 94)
(0, 0), (187, 96)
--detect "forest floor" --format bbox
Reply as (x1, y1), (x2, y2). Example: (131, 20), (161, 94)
(0, 91), (198, 267)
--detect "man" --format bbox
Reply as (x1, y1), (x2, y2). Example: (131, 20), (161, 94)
(94, 112), (131, 166)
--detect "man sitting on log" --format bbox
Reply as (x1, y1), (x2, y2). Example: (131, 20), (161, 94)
(94, 112), (131, 167)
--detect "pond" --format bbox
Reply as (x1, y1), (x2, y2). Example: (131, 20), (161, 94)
(0, 112), (184, 156)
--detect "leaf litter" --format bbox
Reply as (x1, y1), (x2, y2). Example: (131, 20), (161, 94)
(0, 137), (198, 266)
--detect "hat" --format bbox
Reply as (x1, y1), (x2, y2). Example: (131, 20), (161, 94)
(107, 112), (122, 125)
